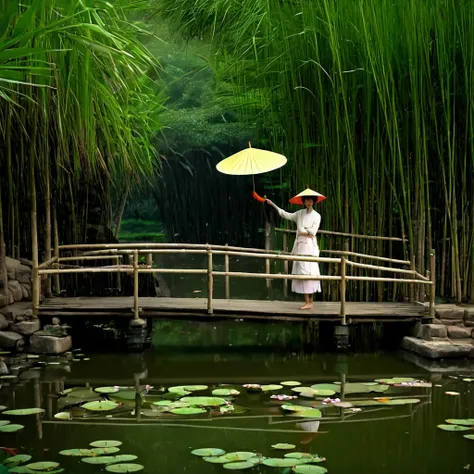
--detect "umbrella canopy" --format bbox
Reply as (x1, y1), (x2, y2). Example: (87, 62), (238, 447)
(216, 143), (287, 176)
(289, 188), (326, 205)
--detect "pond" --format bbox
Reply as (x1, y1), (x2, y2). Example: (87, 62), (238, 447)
(1, 346), (473, 474)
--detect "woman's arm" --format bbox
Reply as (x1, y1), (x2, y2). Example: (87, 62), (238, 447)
(305, 213), (321, 237)
(265, 199), (298, 223)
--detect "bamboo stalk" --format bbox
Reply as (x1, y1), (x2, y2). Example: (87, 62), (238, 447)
(224, 243), (230, 300)
(274, 228), (407, 242)
(340, 257), (347, 324)
(212, 272), (341, 281)
(207, 248), (213, 314)
(0, 187), (8, 297)
(45, 157), (52, 298)
(53, 205), (60, 295)
(39, 268), (207, 275)
(133, 249), (139, 320)
(59, 256), (125, 262)
(31, 138), (40, 317)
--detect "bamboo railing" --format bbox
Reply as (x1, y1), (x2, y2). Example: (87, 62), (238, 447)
(34, 241), (435, 324)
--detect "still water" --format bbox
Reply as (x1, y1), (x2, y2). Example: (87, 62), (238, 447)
(1, 342), (474, 474)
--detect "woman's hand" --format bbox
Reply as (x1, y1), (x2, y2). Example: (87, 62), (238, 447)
(298, 231), (312, 237)
(265, 199), (275, 207)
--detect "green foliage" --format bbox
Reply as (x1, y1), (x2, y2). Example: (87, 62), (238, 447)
(157, 0), (474, 301)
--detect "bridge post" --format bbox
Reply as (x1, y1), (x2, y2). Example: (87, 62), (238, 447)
(283, 232), (288, 298)
(429, 249), (436, 319)
(409, 254), (415, 303)
(207, 247), (213, 314)
(265, 221), (272, 290)
(53, 206), (60, 295)
(340, 257), (347, 325)
(133, 249), (139, 320)
(224, 244), (230, 300)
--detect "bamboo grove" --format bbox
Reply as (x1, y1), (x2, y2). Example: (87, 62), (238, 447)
(0, 0), (161, 294)
(158, 0), (474, 302)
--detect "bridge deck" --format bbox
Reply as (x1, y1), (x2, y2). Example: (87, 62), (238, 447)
(39, 297), (427, 322)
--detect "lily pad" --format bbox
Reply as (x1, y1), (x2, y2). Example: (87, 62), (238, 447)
(281, 381), (302, 387)
(281, 404), (309, 412)
(0, 405), (6, 411)
(105, 463), (144, 473)
(94, 387), (119, 394)
(90, 440), (123, 448)
(82, 455), (137, 465)
(383, 398), (421, 405)
(292, 409), (322, 418)
(0, 420), (10, 426)
(4, 454), (32, 465)
(9, 468), (36, 474)
(0, 424), (24, 432)
(311, 384), (340, 392)
(263, 458), (303, 468)
(212, 389), (240, 397)
(109, 391), (137, 401)
(375, 377), (415, 385)
(170, 407), (206, 415)
(59, 447), (120, 457)
(272, 443), (296, 450)
(224, 453), (258, 462)
(3, 408), (45, 416)
(284, 453), (325, 462)
(169, 385), (207, 394)
(463, 378), (474, 382)
(438, 424), (471, 432)
(66, 388), (94, 398)
(446, 419), (474, 426)
(82, 401), (119, 411)
(191, 448), (226, 457)
(203, 456), (233, 464)
(463, 435), (474, 440)
(261, 385), (283, 392)
(180, 396), (227, 407)
(54, 412), (72, 420)
(26, 462), (60, 471)
(292, 465), (328, 474)
(223, 461), (254, 470)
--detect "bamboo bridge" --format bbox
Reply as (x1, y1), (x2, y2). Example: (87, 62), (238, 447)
(32, 227), (436, 325)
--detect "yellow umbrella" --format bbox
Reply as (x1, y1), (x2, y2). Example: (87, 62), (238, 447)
(216, 142), (287, 176)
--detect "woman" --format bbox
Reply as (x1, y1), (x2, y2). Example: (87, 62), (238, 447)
(266, 191), (323, 310)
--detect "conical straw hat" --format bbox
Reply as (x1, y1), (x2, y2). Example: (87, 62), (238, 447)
(289, 188), (326, 205)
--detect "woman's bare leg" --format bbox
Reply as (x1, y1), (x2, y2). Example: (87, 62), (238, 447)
(299, 294), (313, 310)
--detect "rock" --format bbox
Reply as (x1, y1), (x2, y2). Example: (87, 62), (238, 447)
(7, 289), (13, 305)
(465, 308), (474, 327)
(11, 319), (40, 336)
(8, 280), (23, 302)
(18, 258), (32, 267)
(432, 318), (442, 325)
(18, 273), (31, 285)
(0, 294), (8, 308)
(402, 336), (473, 359)
(440, 319), (464, 326)
(21, 285), (28, 300)
(412, 321), (423, 338)
(5, 257), (21, 270)
(29, 334), (72, 355)
(436, 306), (465, 320)
(422, 324), (447, 340)
(0, 303), (34, 322)
(447, 325), (473, 339)
(0, 361), (8, 375)
(7, 269), (15, 281)
(0, 331), (24, 351)
(15, 263), (30, 278)
(0, 313), (8, 330)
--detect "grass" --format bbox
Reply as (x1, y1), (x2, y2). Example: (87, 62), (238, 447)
(118, 218), (165, 243)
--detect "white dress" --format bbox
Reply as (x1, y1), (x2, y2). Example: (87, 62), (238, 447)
(275, 206), (322, 294)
